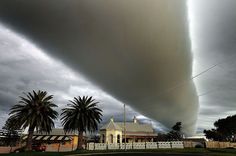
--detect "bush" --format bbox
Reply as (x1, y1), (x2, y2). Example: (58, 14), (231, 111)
(195, 144), (203, 148)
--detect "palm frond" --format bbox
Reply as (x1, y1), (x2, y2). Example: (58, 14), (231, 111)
(9, 90), (58, 133)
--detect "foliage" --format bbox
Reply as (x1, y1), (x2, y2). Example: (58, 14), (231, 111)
(0, 131), (20, 146)
(157, 122), (183, 141)
(204, 114), (236, 141)
(172, 122), (182, 132)
(61, 96), (103, 149)
(167, 122), (183, 141)
(8, 90), (58, 150)
(2, 117), (22, 131)
(1, 117), (21, 146)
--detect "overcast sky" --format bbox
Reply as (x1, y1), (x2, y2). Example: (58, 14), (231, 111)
(189, 0), (236, 132)
(0, 0), (236, 136)
(0, 24), (166, 132)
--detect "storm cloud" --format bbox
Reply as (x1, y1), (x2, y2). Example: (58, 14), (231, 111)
(0, 0), (198, 135)
(0, 24), (167, 132)
(188, 0), (236, 131)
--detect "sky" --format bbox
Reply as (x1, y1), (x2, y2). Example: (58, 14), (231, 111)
(188, 0), (236, 133)
(0, 24), (166, 132)
(0, 0), (236, 136)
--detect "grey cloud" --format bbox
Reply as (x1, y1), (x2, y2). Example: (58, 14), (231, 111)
(0, 0), (198, 135)
(0, 25), (166, 132)
(0, 25), (124, 127)
(189, 0), (236, 131)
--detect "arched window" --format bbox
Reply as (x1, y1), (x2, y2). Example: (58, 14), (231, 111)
(102, 134), (105, 143)
(117, 134), (120, 143)
(110, 134), (113, 143)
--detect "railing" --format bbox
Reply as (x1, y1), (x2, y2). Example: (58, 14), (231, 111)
(87, 141), (184, 150)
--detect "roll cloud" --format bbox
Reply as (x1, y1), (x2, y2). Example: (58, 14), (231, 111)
(0, 0), (198, 135)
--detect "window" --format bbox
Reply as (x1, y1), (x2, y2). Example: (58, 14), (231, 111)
(117, 134), (120, 143)
(110, 134), (113, 143)
(102, 134), (105, 143)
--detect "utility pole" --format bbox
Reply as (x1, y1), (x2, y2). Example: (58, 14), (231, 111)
(124, 104), (126, 150)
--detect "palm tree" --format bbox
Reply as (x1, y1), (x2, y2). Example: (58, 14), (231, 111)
(9, 90), (58, 151)
(61, 96), (103, 149)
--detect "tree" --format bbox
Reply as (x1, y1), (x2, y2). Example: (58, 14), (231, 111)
(203, 129), (224, 141)
(167, 122), (183, 141)
(61, 96), (103, 149)
(2, 117), (21, 131)
(157, 122), (183, 141)
(9, 90), (58, 150)
(157, 133), (168, 141)
(2, 117), (22, 146)
(204, 115), (236, 141)
(172, 122), (182, 132)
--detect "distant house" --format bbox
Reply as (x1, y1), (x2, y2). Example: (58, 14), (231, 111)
(99, 116), (157, 143)
(22, 129), (80, 151)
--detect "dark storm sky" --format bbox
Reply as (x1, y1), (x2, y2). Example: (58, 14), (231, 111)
(0, 0), (235, 135)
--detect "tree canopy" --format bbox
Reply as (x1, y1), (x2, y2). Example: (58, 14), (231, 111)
(204, 114), (236, 141)
(2, 117), (21, 131)
(61, 96), (103, 149)
(157, 122), (183, 141)
(9, 90), (58, 150)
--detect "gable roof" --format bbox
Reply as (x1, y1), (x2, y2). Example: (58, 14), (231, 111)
(34, 128), (78, 136)
(100, 120), (122, 131)
(116, 122), (154, 133)
(100, 120), (154, 133)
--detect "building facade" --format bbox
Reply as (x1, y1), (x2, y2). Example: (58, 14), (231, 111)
(100, 116), (157, 143)
(22, 128), (79, 151)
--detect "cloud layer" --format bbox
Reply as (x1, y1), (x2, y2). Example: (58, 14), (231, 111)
(189, 0), (236, 131)
(0, 0), (198, 135)
(0, 24), (167, 132)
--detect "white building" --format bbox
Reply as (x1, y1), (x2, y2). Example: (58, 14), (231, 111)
(100, 116), (157, 143)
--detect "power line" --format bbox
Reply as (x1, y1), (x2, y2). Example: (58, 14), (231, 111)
(191, 64), (218, 80)
(155, 53), (236, 98)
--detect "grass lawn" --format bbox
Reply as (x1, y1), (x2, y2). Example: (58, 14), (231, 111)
(0, 148), (236, 156)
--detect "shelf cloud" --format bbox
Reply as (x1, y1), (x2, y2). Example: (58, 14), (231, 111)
(0, 0), (198, 135)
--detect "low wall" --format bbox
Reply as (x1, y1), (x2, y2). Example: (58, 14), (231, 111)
(183, 141), (205, 148)
(87, 141), (184, 150)
(206, 141), (236, 149)
(0, 146), (20, 154)
(0, 142), (77, 154)
(46, 142), (77, 152)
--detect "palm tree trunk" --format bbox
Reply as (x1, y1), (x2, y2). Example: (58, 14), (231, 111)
(77, 131), (83, 150)
(26, 127), (34, 151)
